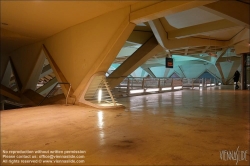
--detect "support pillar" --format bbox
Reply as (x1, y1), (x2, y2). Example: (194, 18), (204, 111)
(23, 49), (46, 91)
(0, 84), (21, 101)
(107, 36), (163, 89)
(42, 46), (72, 98)
(142, 67), (156, 78)
(8, 42), (43, 93)
(216, 63), (226, 84)
(9, 57), (22, 92)
(1, 61), (12, 87)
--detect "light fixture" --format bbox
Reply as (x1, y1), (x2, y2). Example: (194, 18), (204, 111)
(162, 87), (172, 91)
(146, 88), (159, 92)
(130, 89), (144, 94)
(174, 86), (182, 89)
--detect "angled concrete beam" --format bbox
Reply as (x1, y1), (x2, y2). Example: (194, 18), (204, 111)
(188, 49), (208, 53)
(130, 0), (216, 24)
(168, 19), (238, 39)
(166, 49), (172, 57)
(216, 63), (226, 84)
(39, 64), (53, 79)
(202, 46), (210, 53)
(149, 19), (227, 50)
(164, 68), (171, 77)
(184, 48), (188, 55)
(1, 61), (11, 87)
(36, 77), (57, 95)
(0, 53), (9, 81)
(8, 42), (44, 93)
(227, 28), (249, 51)
(177, 65), (186, 78)
(213, 48), (228, 64)
(107, 36), (163, 88)
(176, 60), (210, 65)
(200, 1), (250, 28)
(141, 63), (165, 68)
(42, 45), (73, 97)
(142, 67), (156, 78)
(23, 49), (46, 91)
(171, 50), (185, 53)
(21, 89), (44, 106)
(9, 57), (22, 92)
(234, 39), (250, 54)
(0, 84), (21, 101)
(217, 56), (241, 63)
(72, 8), (135, 103)
(197, 56), (211, 62)
(127, 31), (153, 44)
(159, 17), (177, 32)
(148, 19), (168, 49)
(206, 69), (222, 82)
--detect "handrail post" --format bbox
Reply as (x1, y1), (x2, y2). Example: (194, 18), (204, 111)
(66, 84), (71, 105)
(158, 78), (161, 92)
(192, 79), (194, 89)
(142, 78), (145, 93)
(127, 78), (130, 96)
(201, 78), (202, 88)
(171, 78), (174, 90)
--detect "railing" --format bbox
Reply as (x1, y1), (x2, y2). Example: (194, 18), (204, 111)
(38, 82), (71, 106)
(113, 77), (217, 96)
(182, 78), (217, 88)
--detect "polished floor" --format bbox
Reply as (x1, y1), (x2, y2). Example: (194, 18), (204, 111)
(1, 86), (249, 165)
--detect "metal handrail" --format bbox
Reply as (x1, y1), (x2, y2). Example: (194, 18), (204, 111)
(38, 82), (71, 106)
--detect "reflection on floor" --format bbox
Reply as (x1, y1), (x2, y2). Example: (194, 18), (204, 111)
(1, 86), (249, 165)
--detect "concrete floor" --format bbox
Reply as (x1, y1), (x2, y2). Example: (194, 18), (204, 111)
(1, 86), (249, 165)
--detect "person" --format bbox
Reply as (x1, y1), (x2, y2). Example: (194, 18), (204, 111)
(233, 70), (240, 89)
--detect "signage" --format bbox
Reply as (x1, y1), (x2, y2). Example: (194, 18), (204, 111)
(166, 58), (173, 68)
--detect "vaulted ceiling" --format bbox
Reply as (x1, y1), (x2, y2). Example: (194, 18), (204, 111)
(1, 0), (249, 69)
(1, 1), (138, 53)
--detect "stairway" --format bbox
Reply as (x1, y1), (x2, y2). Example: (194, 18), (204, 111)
(80, 73), (122, 109)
